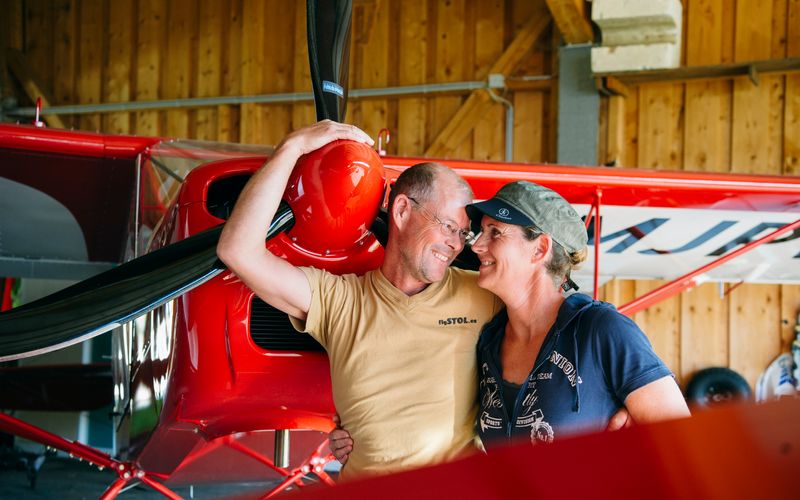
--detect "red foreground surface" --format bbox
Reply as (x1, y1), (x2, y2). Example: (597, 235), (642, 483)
(294, 398), (800, 500)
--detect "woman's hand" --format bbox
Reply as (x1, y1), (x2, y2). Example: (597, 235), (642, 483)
(328, 414), (354, 464)
(606, 407), (632, 430)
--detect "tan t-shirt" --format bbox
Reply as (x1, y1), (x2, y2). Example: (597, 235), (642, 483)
(290, 266), (500, 478)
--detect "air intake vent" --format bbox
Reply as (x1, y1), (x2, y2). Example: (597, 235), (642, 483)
(250, 297), (325, 351)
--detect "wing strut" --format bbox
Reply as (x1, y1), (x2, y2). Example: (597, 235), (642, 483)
(618, 218), (800, 316)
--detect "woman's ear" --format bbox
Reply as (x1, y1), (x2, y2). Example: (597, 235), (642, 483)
(532, 233), (552, 263)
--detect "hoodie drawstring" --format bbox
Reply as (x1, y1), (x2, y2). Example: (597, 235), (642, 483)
(572, 311), (584, 413)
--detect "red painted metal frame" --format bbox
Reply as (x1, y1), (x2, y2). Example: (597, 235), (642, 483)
(1, 278), (13, 312)
(618, 218), (800, 316)
(581, 190), (603, 300)
(0, 412), (178, 499)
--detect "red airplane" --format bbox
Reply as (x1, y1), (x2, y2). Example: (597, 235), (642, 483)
(1, 1), (800, 498)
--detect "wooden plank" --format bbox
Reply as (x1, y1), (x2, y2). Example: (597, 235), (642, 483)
(135, 0), (166, 136)
(637, 83), (683, 170)
(425, 8), (552, 158)
(686, 0), (724, 67)
(292, 0), (315, 130)
(76, 0), (104, 132)
(734, 0), (774, 61)
(260, 0), (294, 146)
(104, 1), (133, 135)
(218, 0), (243, 142)
(622, 85), (639, 168)
(601, 279), (636, 308)
(604, 95), (625, 166)
(239, 0), (265, 143)
(52, 0), (78, 128)
(786, 0), (800, 175)
(790, 0), (800, 57)
(195, 0), (223, 141)
(0, 1), (21, 98)
(3, 0), (24, 50)
(684, 0), (730, 173)
(359, 0), (390, 141)
(25, 0), (54, 92)
(512, 90), (543, 162)
(164, 0), (196, 139)
(683, 80), (731, 173)
(473, 0), (505, 162)
(428, 0), (467, 159)
(772, 0), (788, 60)
(680, 283), (729, 384)
(730, 0), (778, 175)
(544, 0), (593, 44)
(729, 284), (782, 389)
(634, 280), (681, 383)
(397, 0), (428, 156)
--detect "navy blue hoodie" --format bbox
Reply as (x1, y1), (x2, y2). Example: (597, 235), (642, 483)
(477, 293), (672, 448)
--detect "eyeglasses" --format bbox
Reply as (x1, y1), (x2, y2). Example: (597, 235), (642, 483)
(408, 197), (474, 244)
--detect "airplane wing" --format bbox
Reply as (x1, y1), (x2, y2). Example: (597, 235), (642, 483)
(381, 157), (800, 291)
(0, 126), (158, 280)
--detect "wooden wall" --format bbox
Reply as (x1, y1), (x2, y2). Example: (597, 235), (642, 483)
(0, 0), (554, 161)
(598, 0), (800, 389)
(1, 0), (799, 391)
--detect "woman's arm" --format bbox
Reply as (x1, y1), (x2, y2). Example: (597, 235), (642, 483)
(624, 375), (691, 423)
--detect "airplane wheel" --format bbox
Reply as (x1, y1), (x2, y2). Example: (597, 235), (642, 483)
(685, 367), (751, 408)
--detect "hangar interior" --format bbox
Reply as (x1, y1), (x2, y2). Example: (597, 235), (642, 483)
(0, 0), (799, 497)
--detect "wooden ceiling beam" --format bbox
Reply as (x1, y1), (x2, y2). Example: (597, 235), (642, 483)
(424, 12), (552, 158)
(544, 0), (594, 44)
(6, 49), (66, 129)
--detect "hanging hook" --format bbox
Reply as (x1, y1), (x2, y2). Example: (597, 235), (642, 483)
(377, 128), (390, 156)
(34, 97), (45, 128)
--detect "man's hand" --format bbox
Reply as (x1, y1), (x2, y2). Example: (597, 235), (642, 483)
(606, 407), (632, 431)
(328, 414), (353, 465)
(277, 119), (374, 158)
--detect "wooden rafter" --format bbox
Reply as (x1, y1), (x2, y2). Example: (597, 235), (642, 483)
(6, 49), (66, 129)
(424, 12), (552, 158)
(544, 0), (594, 44)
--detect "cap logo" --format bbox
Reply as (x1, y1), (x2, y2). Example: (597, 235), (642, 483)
(497, 208), (510, 218)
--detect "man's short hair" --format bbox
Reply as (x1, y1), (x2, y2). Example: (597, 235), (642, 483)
(387, 162), (472, 213)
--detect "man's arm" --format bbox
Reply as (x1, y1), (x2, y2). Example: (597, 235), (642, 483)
(217, 120), (373, 320)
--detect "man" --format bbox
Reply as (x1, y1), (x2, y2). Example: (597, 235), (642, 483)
(217, 121), (501, 478)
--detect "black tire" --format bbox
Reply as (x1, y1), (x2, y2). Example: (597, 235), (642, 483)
(685, 367), (751, 408)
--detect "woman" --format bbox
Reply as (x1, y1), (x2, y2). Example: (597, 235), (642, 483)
(467, 181), (689, 447)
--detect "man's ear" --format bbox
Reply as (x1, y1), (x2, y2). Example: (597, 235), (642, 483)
(391, 194), (412, 229)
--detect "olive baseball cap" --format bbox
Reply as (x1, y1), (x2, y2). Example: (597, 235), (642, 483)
(466, 181), (588, 253)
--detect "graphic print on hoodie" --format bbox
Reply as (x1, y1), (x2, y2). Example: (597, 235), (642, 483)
(477, 293), (673, 448)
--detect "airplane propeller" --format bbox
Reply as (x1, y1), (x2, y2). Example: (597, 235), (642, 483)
(0, 204), (294, 362)
(0, 0), (360, 362)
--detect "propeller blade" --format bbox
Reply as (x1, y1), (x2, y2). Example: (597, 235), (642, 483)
(0, 204), (294, 362)
(307, 0), (352, 122)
